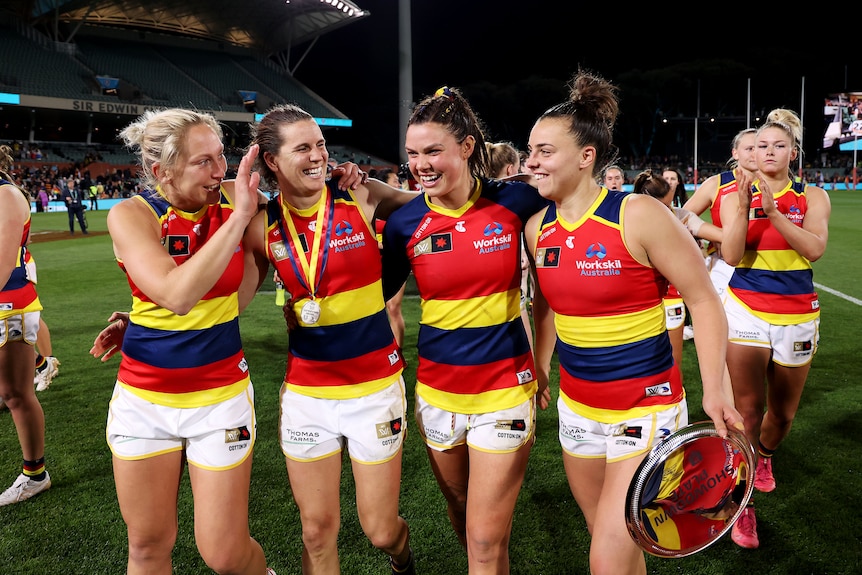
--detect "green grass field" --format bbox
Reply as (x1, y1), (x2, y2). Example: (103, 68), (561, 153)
(2, 194), (861, 574)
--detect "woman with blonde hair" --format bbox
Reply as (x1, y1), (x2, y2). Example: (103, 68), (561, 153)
(720, 108), (830, 549)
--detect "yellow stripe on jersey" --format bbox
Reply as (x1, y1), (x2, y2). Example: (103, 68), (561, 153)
(120, 377), (249, 408)
(420, 288), (521, 330)
(555, 303), (665, 348)
(286, 371), (400, 400)
(292, 280), (385, 327)
(416, 379), (538, 414)
(738, 248), (812, 272)
(131, 292), (240, 330)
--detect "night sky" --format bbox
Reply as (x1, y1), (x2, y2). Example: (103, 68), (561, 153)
(293, 2), (856, 167)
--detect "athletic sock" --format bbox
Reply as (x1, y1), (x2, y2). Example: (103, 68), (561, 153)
(757, 443), (775, 459)
(22, 458), (47, 482)
(35, 355), (46, 372)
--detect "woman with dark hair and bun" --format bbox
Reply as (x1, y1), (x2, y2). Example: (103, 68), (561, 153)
(381, 87), (550, 574)
(524, 69), (742, 574)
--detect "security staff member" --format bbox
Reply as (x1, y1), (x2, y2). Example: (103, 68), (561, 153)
(62, 180), (88, 234)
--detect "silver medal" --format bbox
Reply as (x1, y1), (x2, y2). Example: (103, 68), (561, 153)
(300, 299), (321, 324)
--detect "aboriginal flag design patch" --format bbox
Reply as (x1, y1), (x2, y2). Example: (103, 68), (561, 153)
(167, 235), (190, 256)
(536, 246), (561, 268)
(376, 418), (403, 438)
(225, 426), (251, 443)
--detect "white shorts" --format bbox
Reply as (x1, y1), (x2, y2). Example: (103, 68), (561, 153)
(106, 382), (256, 470)
(279, 377), (407, 464)
(724, 296), (819, 367)
(558, 398), (688, 463)
(706, 254), (734, 300)
(0, 311), (40, 347)
(416, 394), (535, 454)
(664, 299), (685, 331)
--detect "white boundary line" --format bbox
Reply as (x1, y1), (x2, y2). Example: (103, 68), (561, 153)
(815, 282), (862, 306)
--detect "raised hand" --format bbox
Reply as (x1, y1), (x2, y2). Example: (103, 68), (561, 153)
(90, 311), (130, 362)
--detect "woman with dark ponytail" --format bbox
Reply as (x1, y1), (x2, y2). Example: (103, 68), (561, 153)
(381, 86), (550, 574)
(524, 69), (742, 574)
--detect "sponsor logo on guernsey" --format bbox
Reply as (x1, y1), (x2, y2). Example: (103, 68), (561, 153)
(376, 417), (403, 440)
(270, 240), (289, 261)
(536, 246), (561, 268)
(414, 232), (452, 257)
(516, 368), (533, 384)
(225, 426), (251, 443)
(414, 216), (433, 239)
(812, 299), (820, 310)
(0, 302), (12, 311)
(238, 357), (249, 373)
(793, 340), (813, 352)
(645, 382), (672, 397)
(192, 223), (202, 236)
(565, 235), (575, 249)
(166, 235), (190, 256)
(576, 242), (621, 276)
(455, 220), (466, 232)
(388, 349), (400, 366)
(331, 220), (366, 252)
(538, 225), (557, 242)
(786, 204), (804, 224)
(308, 221), (317, 232)
(473, 221), (511, 254)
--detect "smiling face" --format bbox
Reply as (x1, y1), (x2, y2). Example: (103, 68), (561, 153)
(405, 121), (474, 207)
(526, 117), (589, 202)
(265, 118), (329, 203)
(157, 123), (226, 211)
(756, 126), (796, 178)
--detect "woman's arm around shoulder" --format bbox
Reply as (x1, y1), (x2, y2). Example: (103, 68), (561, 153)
(111, 145), (261, 315)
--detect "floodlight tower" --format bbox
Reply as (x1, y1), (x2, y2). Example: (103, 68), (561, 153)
(398, 0), (413, 163)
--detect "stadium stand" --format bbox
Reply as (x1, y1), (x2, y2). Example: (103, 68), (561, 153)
(0, 0), (393, 169)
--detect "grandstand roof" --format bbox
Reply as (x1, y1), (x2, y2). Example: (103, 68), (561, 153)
(2, 0), (369, 63)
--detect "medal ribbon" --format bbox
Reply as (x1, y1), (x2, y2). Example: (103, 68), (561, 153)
(280, 186), (335, 300)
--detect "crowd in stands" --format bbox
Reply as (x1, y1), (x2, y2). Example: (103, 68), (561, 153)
(7, 138), (862, 204)
(5, 140), (144, 207)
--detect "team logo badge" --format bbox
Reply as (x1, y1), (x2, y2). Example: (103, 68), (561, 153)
(585, 242), (607, 259)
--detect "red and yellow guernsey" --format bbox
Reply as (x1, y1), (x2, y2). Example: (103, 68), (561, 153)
(727, 180), (818, 325)
(0, 179), (42, 321)
(265, 183), (403, 400)
(381, 178), (548, 414)
(117, 189), (249, 408)
(533, 188), (682, 422)
(705, 170), (741, 255)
